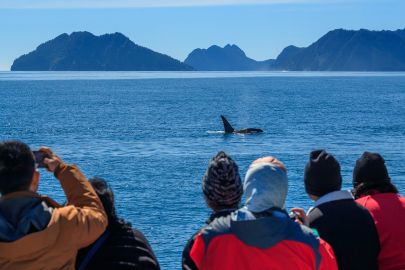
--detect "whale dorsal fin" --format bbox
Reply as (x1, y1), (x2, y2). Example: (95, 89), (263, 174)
(221, 115), (235, 133)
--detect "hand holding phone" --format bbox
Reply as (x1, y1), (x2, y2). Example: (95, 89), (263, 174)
(289, 208), (308, 225)
(35, 147), (64, 173)
(33, 150), (49, 168)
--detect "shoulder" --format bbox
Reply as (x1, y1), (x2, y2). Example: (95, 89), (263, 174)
(356, 195), (372, 206)
(292, 222), (321, 250)
(52, 204), (106, 223)
(357, 193), (405, 208)
(312, 199), (372, 218)
(131, 228), (150, 243)
(203, 211), (320, 249)
(108, 224), (153, 250)
(90, 224), (160, 269)
(202, 214), (232, 232)
(49, 205), (79, 226)
(183, 230), (200, 254)
(182, 230), (201, 270)
(307, 206), (324, 224)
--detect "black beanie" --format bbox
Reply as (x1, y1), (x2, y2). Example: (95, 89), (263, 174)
(353, 152), (390, 187)
(304, 150), (342, 197)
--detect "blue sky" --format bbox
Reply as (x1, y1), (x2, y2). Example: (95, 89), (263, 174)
(1, 0), (405, 70)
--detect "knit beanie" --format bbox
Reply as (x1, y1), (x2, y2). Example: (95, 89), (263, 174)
(353, 152), (390, 187)
(202, 151), (243, 210)
(244, 162), (288, 212)
(304, 150), (342, 197)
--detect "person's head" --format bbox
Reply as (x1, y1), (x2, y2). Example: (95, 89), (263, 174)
(202, 151), (243, 212)
(88, 177), (119, 223)
(243, 156), (288, 212)
(304, 150), (342, 200)
(352, 152), (398, 199)
(0, 140), (39, 195)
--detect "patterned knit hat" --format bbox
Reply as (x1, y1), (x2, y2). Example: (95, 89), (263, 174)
(202, 151), (243, 210)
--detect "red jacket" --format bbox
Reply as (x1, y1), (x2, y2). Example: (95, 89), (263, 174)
(356, 193), (405, 270)
(190, 209), (337, 270)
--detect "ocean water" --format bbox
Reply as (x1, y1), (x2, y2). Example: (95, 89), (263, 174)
(1, 71), (405, 269)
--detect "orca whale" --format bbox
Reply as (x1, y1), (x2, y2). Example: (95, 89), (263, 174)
(221, 115), (263, 134)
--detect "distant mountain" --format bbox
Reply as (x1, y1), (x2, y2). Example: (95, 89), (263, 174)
(273, 45), (304, 69)
(184, 44), (274, 71)
(185, 29), (405, 71)
(274, 28), (405, 71)
(394, 29), (405, 42)
(11, 32), (192, 71)
(12, 28), (405, 71)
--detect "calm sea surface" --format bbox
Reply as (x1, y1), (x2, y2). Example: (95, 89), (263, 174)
(1, 72), (405, 269)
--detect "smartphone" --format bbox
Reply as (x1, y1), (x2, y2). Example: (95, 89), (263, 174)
(289, 211), (299, 221)
(289, 211), (304, 223)
(33, 151), (47, 168)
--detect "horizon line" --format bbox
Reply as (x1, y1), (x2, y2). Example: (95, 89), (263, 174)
(0, 0), (340, 9)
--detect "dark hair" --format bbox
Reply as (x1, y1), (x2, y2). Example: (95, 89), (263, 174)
(352, 151), (398, 199)
(352, 182), (398, 199)
(0, 140), (35, 195)
(89, 177), (131, 229)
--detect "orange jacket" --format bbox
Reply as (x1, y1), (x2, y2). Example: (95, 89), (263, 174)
(0, 164), (108, 270)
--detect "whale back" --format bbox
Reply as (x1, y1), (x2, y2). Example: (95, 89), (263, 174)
(236, 128), (263, 134)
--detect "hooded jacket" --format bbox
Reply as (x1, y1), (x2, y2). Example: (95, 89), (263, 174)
(0, 163), (108, 270)
(189, 208), (338, 270)
(189, 162), (338, 270)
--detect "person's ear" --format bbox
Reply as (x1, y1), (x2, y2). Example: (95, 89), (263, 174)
(29, 170), (40, 192)
(309, 194), (319, 201)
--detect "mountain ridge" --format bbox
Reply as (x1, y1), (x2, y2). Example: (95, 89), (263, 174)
(184, 44), (274, 71)
(11, 31), (193, 71)
(185, 28), (405, 71)
(273, 28), (405, 71)
(11, 28), (405, 71)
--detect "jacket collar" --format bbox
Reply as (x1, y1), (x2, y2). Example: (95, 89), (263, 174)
(1, 191), (61, 208)
(233, 207), (288, 221)
(313, 190), (354, 208)
(206, 208), (238, 224)
(0, 191), (59, 242)
(0, 191), (40, 201)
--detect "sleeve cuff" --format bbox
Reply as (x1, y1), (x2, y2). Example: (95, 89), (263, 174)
(54, 163), (68, 178)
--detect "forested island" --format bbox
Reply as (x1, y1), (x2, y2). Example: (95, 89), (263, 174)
(11, 28), (405, 71)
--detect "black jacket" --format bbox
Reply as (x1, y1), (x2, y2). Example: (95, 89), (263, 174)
(76, 221), (160, 270)
(182, 209), (237, 270)
(308, 192), (380, 270)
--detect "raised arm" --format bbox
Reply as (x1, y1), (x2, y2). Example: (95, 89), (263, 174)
(42, 147), (108, 248)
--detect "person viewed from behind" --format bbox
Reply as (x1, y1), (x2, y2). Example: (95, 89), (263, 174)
(0, 140), (107, 270)
(295, 150), (380, 270)
(352, 152), (405, 270)
(189, 156), (338, 270)
(182, 151), (243, 270)
(76, 177), (160, 270)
